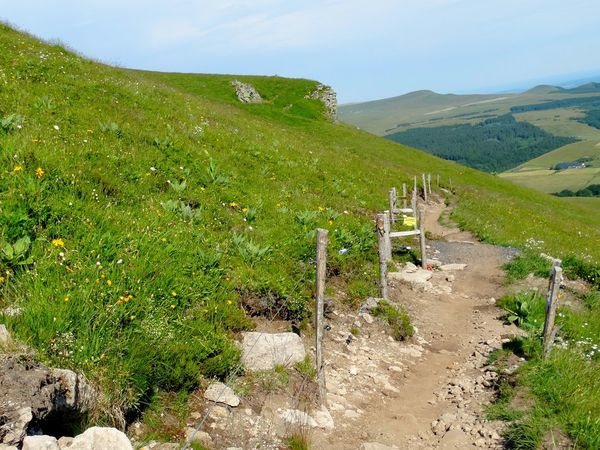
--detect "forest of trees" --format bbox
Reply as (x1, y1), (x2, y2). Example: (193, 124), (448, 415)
(385, 114), (577, 173)
(580, 108), (600, 130)
(510, 96), (600, 113)
(554, 184), (600, 197)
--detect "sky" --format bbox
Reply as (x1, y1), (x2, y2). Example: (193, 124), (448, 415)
(1, 0), (600, 103)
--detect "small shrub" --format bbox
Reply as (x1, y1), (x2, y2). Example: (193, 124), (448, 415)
(370, 300), (414, 341)
(256, 365), (289, 393)
(285, 432), (310, 450)
(498, 291), (545, 332)
(100, 121), (122, 138)
(0, 113), (24, 133)
(294, 355), (317, 381)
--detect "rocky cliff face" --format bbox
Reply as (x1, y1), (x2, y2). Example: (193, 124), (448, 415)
(230, 80), (263, 104)
(306, 84), (338, 121)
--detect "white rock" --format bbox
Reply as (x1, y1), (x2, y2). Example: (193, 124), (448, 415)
(57, 437), (74, 449)
(312, 406), (335, 430)
(359, 313), (374, 324)
(240, 332), (305, 370)
(203, 382), (240, 407)
(22, 436), (59, 450)
(184, 427), (212, 446)
(360, 443), (399, 450)
(403, 262), (418, 273)
(278, 409), (317, 427)
(349, 366), (358, 376)
(0, 324), (11, 344)
(440, 263), (467, 271)
(389, 269), (432, 286)
(0, 445), (19, 450)
(68, 427), (132, 450)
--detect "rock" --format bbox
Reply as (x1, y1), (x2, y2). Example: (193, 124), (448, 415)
(389, 269), (433, 287)
(68, 427), (132, 450)
(230, 80), (262, 104)
(360, 443), (399, 450)
(203, 382), (239, 407)
(0, 355), (96, 447)
(445, 275), (455, 282)
(0, 325), (11, 345)
(312, 406), (334, 430)
(0, 445), (18, 450)
(440, 264), (467, 271)
(305, 84), (337, 121)
(278, 409), (317, 428)
(240, 332), (305, 371)
(439, 429), (467, 448)
(359, 313), (374, 324)
(184, 427), (212, 447)
(362, 297), (381, 311)
(403, 262), (419, 273)
(57, 437), (74, 449)
(22, 436), (60, 450)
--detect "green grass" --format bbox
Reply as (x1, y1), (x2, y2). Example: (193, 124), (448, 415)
(370, 300), (413, 341)
(1, 22), (600, 427)
(495, 288), (600, 448)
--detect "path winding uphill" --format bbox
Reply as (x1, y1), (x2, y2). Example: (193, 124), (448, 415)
(311, 201), (523, 449)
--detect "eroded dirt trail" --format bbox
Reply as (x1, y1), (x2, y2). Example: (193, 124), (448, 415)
(312, 201), (521, 449)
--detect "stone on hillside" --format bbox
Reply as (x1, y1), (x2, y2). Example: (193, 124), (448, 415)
(0, 355), (95, 447)
(360, 443), (399, 450)
(389, 268), (433, 287)
(68, 427), (132, 450)
(312, 406), (335, 430)
(278, 409), (317, 428)
(440, 263), (467, 271)
(22, 435), (59, 450)
(240, 332), (305, 371)
(305, 84), (337, 121)
(230, 80), (262, 104)
(403, 262), (419, 273)
(0, 445), (18, 450)
(362, 297), (381, 311)
(184, 427), (212, 447)
(0, 324), (10, 345)
(359, 312), (374, 324)
(57, 436), (74, 449)
(203, 382), (240, 407)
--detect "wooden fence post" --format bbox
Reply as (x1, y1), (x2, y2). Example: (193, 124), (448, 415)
(315, 228), (328, 405)
(436, 174), (440, 187)
(542, 264), (563, 359)
(383, 210), (392, 262)
(376, 214), (389, 300)
(388, 188), (397, 224)
(413, 176), (417, 196)
(427, 174), (432, 196)
(402, 183), (407, 209)
(411, 190), (417, 230)
(418, 208), (427, 268)
(422, 173), (428, 202)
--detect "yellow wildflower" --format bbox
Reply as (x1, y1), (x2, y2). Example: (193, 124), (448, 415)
(13, 165), (23, 172)
(318, 206), (325, 212)
(200, 186), (206, 192)
(171, 291), (177, 297)
(328, 220), (334, 225)
(170, 304), (176, 309)
(242, 207), (248, 213)
(107, 279), (112, 286)
(0, 276), (5, 283)
(35, 167), (45, 178)
(227, 300), (233, 305)
(51, 238), (65, 247)
(63, 296), (69, 303)
(229, 202), (238, 207)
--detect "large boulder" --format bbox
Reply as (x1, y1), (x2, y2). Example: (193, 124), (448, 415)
(69, 427), (132, 450)
(203, 382), (239, 407)
(240, 332), (305, 371)
(305, 84), (337, 121)
(0, 355), (96, 446)
(230, 80), (262, 104)
(22, 435), (59, 450)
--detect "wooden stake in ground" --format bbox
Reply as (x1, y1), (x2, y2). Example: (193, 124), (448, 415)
(389, 188), (397, 224)
(427, 174), (432, 195)
(418, 207), (427, 268)
(413, 176), (417, 196)
(376, 214), (389, 300)
(315, 228), (328, 405)
(411, 190), (417, 230)
(402, 183), (407, 209)
(422, 173), (428, 202)
(542, 264), (563, 359)
(436, 174), (440, 187)
(383, 210), (392, 262)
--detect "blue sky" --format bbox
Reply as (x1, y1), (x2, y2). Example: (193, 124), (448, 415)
(2, 0), (600, 102)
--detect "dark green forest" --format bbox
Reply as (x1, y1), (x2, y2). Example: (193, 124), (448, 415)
(554, 184), (600, 197)
(385, 114), (577, 172)
(580, 108), (600, 130)
(510, 96), (600, 113)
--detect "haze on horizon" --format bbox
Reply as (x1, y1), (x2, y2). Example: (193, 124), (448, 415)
(1, 0), (599, 103)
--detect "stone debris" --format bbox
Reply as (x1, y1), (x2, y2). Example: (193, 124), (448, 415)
(389, 268), (433, 288)
(230, 80), (262, 104)
(240, 332), (305, 370)
(440, 263), (467, 271)
(0, 356), (96, 447)
(203, 382), (240, 407)
(305, 84), (337, 120)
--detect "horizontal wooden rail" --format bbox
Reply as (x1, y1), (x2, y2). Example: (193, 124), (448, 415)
(390, 230), (421, 238)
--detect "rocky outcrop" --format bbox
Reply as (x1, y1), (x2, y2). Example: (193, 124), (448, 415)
(0, 355), (96, 446)
(21, 435), (59, 450)
(230, 80), (263, 104)
(68, 427), (132, 450)
(203, 382), (240, 407)
(306, 84), (337, 121)
(240, 332), (305, 371)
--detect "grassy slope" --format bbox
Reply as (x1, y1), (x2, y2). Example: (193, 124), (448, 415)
(0, 24), (599, 427)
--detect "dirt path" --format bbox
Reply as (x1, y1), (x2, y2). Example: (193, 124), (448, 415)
(311, 201), (522, 449)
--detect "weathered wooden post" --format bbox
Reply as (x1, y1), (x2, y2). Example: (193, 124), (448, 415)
(422, 173), (428, 202)
(413, 176), (417, 196)
(427, 174), (432, 196)
(411, 190), (417, 230)
(388, 188), (397, 224)
(383, 210), (392, 262)
(315, 228), (328, 405)
(376, 214), (389, 300)
(418, 207), (427, 268)
(542, 264), (563, 359)
(402, 183), (407, 209)
(436, 174), (440, 187)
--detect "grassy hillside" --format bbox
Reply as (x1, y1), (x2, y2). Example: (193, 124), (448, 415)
(1, 22), (600, 431)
